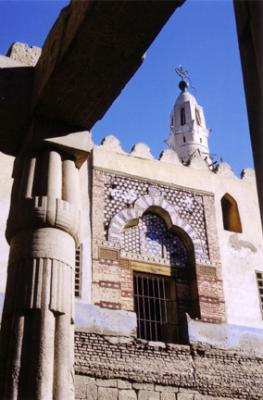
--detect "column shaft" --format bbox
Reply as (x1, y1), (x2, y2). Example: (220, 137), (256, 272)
(0, 149), (80, 400)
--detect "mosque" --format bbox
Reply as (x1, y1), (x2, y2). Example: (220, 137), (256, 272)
(74, 76), (263, 399)
(0, 51), (262, 398)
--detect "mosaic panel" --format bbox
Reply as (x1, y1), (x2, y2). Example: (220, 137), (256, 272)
(123, 213), (188, 267)
(103, 173), (209, 262)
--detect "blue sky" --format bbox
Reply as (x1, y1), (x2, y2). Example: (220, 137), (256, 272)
(0, 0), (253, 175)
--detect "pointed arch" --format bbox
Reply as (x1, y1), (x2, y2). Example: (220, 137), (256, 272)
(108, 194), (205, 262)
(221, 193), (242, 233)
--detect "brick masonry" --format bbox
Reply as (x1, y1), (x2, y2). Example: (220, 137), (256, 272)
(75, 331), (263, 400)
(91, 169), (226, 323)
(199, 196), (225, 323)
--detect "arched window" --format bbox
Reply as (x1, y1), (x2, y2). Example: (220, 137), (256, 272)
(195, 108), (202, 126)
(221, 193), (242, 233)
(123, 212), (199, 344)
(180, 108), (186, 125)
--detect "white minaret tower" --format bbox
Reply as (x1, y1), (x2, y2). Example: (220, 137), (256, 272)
(166, 68), (212, 165)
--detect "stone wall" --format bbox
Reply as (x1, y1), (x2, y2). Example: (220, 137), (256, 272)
(75, 331), (263, 400)
(75, 376), (235, 400)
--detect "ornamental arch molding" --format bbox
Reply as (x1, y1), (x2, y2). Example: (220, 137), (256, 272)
(108, 194), (204, 262)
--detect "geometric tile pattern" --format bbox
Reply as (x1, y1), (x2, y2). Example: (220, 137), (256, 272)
(123, 212), (189, 267)
(104, 173), (210, 264)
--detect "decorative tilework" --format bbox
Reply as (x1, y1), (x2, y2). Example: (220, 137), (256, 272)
(104, 173), (210, 264)
(123, 213), (188, 268)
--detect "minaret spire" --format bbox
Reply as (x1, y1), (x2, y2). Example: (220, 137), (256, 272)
(166, 67), (212, 165)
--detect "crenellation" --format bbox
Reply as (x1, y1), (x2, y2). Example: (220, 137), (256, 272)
(99, 136), (126, 154)
(95, 135), (254, 183)
(215, 162), (238, 179)
(130, 143), (154, 160)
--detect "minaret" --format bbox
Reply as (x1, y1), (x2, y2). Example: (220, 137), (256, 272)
(166, 68), (212, 165)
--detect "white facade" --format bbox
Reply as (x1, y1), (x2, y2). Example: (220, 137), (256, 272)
(91, 143), (263, 334)
(166, 86), (212, 165)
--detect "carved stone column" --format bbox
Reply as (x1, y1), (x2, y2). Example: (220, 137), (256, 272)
(0, 148), (83, 399)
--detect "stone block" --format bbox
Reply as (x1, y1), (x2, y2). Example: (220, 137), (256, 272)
(96, 379), (117, 387)
(86, 380), (97, 400)
(118, 380), (133, 389)
(177, 393), (194, 400)
(7, 42), (41, 66)
(75, 375), (89, 399)
(155, 386), (178, 393)
(138, 390), (160, 400)
(133, 384), (155, 391)
(98, 387), (118, 400)
(43, 131), (93, 168)
(161, 394), (176, 400)
(193, 397), (215, 400)
(119, 389), (137, 400)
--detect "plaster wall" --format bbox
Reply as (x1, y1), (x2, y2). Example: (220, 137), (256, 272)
(92, 144), (263, 330)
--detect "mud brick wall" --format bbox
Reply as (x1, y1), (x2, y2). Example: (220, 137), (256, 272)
(75, 331), (263, 400)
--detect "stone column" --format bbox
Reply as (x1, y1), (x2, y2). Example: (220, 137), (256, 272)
(0, 148), (81, 399)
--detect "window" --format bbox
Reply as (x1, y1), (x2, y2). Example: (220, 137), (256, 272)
(123, 212), (199, 344)
(183, 136), (186, 143)
(180, 108), (186, 125)
(221, 193), (242, 233)
(134, 273), (178, 343)
(256, 272), (263, 317)
(75, 245), (82, 297)
(195, 108), (201, 126)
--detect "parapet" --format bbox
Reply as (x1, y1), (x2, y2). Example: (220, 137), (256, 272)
(98, 134), (254, 182)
